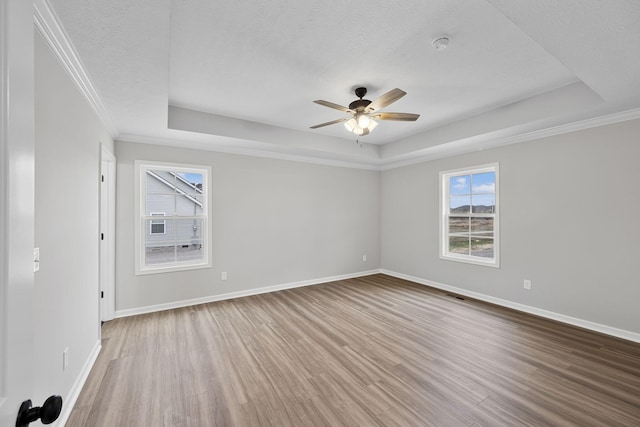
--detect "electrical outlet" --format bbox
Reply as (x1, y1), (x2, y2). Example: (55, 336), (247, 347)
(221, 271), (228, 281)
(62, 347), (69, 371)
(523, 279), (532, 290)
(362, 255), (367, 262)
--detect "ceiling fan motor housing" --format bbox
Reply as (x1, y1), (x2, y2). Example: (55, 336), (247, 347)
(349, 99), (371, 111)
(350, 87), (371, 111)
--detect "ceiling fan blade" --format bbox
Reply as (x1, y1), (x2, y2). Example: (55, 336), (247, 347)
(365, 88), (406, 112)
(313, 100), (354, 114)
(310, 117), (349, 129)
(371, 112), (420, 121)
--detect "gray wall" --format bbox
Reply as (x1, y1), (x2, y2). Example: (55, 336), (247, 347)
(381, 118), (640, 334)
(34, 32), (114, 407)
(115, 142), (380, 311)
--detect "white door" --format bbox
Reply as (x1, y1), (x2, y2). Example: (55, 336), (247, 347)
(0, 1), (36, 426)
(100, 146), (116, 321)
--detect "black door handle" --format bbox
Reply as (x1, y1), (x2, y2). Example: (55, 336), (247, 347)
(16, 395), (62, 427)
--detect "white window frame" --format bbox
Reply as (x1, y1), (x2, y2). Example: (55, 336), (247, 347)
(135, 160), (212, 275)
(149, 212), (166, 235)
(440, 163), (500, 268)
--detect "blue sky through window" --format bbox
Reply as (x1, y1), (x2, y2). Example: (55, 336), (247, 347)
(178, 173), (203, 185)
(471, 172), (495, 194)
(450, 172), (495, 209)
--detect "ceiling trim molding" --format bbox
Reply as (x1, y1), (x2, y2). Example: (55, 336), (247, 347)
(117, 133), (381, 171)
(380, 106), (640, 170)
(121, 105), (640, 172)
(33, 0), (118, 138)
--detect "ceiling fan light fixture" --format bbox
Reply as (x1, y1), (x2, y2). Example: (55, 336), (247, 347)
(356, 113), (370, 129)
(352, 124), (365, 135)
(345, 116), (377, 135)
(344, 118), (357, 133)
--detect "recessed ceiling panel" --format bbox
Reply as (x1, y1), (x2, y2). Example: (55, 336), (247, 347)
(168, 0), (577, 144)
(48, 0), (640, 166)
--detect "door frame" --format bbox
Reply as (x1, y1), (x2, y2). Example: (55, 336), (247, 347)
(100, 145), (116, 321)
(0, 0), (36, 424)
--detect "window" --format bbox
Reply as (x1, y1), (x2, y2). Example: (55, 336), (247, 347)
(135, 161), (212, 274)
(149, 212), (166, 235)
(440, 163), (499, 267)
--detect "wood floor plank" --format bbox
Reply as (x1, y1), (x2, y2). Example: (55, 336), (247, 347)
(66, 274), (640, 426)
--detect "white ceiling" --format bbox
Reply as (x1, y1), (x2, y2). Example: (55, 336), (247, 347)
(48, 0), (640, 168)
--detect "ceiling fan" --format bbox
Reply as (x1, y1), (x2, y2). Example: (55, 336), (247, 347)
(310, 87), (420, 136)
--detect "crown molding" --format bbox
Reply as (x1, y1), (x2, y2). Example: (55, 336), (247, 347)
(122, 105), (640, 172)
(29, 0), (640, 171)
(117, 133), (381, 171)
(380, 106), (640, 170)
(33, 0), (118, 138)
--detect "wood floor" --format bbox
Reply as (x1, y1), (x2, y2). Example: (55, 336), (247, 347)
(66, 274), (640, 426)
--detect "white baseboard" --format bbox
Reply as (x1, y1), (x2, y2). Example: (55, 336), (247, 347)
(115, 269), (382, 318)
(381, 269), (640, 344)
(56, 339), (101, 426)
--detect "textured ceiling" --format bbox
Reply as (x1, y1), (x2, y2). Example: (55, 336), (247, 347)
(48, 0), (640, 167)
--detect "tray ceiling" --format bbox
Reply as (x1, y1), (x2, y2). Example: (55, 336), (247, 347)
(47, 0), (640, 168)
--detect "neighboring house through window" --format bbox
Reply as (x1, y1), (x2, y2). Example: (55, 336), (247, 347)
(440, 163), (499, 267)
(135, 161), (212, 274)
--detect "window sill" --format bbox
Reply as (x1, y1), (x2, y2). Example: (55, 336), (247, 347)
(135, 261), (212, 276)
(440, 254), (500, 268)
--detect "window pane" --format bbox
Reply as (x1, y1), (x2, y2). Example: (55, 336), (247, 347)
(448, 216), (469, 234)
(146, 218), (175, 239)
(177, 173), (204, 195)
(471, 172), (495, 194)
(175, 194), (204, 216)
(146, 194), (174, 216)
(173, 218), (203, 246)
(145, 218), (204, 265)
(471, 217), (494, 233)
(146, 170), (175, 194)
(139, 163), (210, 273)
(450, 195), (470, 213)
(145, 219), (176, 265)
(441, 165), (498, 266)
(470, 238), (494, 258)
(449, 236), (469, 255)
(450, 175), (470, 195)
(175, 219), (204, 263)
(145, 246), (176, 265)
(471, 194), (495, 213)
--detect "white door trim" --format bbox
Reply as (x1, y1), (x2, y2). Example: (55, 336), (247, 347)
(100, 145), (116, 321)
(0, 0), (36, 424)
